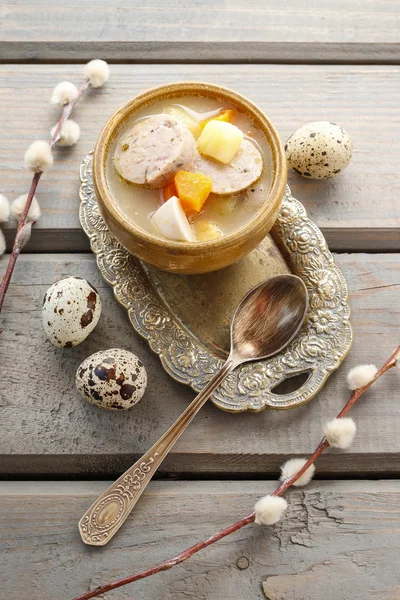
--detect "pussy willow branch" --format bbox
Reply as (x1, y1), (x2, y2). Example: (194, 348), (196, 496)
(0, 79), (90, 316)
(73, 345), (400, 600)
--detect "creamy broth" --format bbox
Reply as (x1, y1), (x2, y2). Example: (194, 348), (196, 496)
(107, 95), (273, 241)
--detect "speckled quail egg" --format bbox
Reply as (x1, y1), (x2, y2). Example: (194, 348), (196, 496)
(76, 348), (147, 410)
(42, 277), (101, 347)
(285, 121), (352, 179)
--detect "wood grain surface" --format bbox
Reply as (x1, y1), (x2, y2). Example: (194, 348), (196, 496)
(1, 6), (399, 599)
(1, 480), (399, 600)
(1, 1), (400, 62)
(0, 252), (398, 475)
(0, 64), (399, 252)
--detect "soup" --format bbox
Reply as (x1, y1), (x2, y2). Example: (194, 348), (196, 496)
(107, 95), (273, 243)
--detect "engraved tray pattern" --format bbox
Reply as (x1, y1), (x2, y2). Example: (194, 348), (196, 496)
(79, 152), (352, 413)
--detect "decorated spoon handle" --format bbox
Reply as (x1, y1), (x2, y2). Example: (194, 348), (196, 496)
(79, 357), (238, 546)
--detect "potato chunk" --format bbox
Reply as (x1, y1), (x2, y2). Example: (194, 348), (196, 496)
(175, 170), (213, 213)
(194, 220), (222, 242)
(197, 120), (243, 164)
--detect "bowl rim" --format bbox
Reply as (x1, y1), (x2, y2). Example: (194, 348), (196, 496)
(93, 81), (287, 254)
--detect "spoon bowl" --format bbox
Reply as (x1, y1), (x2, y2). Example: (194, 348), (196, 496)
(231, 275), (309, 362)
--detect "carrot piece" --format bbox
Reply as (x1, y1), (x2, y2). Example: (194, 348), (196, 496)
(174, 171), (213, 213)
(214, 109), (236, 123)
(162, 181), (177, 202)
(200, 109), (236, 130)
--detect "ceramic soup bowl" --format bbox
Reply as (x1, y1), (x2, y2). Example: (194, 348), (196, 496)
(93, 82), (287, 274)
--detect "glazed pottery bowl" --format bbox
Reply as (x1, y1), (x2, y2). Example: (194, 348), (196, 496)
(93, 82), (287, 274)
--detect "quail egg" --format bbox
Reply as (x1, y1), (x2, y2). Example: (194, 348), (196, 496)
(285, 121), (352, 179)
(76, 348), (147, 410)
(42, 277), (101, 347)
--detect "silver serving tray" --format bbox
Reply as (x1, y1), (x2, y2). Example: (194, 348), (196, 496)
(79, 152), (352, 413)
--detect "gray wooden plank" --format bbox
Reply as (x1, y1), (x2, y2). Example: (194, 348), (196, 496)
(1, 480), (399, 600)
(1, 1), (400, 62)
(0, 253), (399, 475)
(0, 64), (399, 253)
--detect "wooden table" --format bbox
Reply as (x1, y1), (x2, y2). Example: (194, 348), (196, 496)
(1, 3), (399, 599)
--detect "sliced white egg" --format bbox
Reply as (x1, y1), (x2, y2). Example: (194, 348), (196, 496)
(151, 196), (195, 242)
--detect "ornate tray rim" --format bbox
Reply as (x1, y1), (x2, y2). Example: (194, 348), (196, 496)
(79, 152), (352, 413)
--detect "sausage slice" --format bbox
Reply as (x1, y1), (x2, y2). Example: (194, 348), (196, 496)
(190, 139), (263, 195)
(113, 114), (196, 187)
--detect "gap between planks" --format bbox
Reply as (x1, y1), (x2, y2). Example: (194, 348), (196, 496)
(2, 465), (400, 481)
(2, 42), (400, 65)
(3, 230), (400, 254)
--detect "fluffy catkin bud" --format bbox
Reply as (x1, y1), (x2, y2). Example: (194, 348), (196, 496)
(24, 140), (53, 173)
(347, 364), (378, 390)
(51, 120), (81, 147)
(254, 495), (287, 525)
(0, 229), (5, 256)
(324, 417), (356, 449)
(50, 81), (79, 106)
(280, 458), (315, 487)
(11, 194), (41, 222)
(84, 59), (110, 88)
(0, 194), (10, 222)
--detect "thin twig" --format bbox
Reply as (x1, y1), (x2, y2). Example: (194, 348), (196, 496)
(50, 80), (90, 150)
(73, 345), (399, 600)
(0, 79), (90, 316)
(0, 172), (41, 313)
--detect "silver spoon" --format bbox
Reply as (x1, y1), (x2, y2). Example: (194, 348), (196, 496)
(79, 274), (308, 546)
